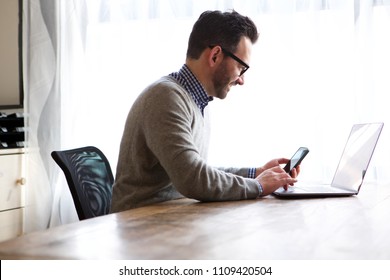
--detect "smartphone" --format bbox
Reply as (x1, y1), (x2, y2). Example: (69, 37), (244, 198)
(283, 147), (309, 175)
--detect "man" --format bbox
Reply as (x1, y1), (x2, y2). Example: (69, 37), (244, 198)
(110, 10), (298, 212)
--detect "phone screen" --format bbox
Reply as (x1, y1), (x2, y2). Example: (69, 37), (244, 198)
(284, 147), (309, 175)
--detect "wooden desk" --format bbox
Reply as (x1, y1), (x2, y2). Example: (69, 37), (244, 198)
(1, 183), (390, 260)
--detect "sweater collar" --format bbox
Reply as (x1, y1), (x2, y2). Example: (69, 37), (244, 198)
(169, 64), (213, 115)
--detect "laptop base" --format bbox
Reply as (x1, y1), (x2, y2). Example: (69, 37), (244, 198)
(273, 185), (358, 198)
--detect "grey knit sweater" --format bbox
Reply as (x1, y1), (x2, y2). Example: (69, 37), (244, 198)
(110, 76), (260, 212)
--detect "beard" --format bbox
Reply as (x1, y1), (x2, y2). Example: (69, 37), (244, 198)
(211, 62), (236, 99)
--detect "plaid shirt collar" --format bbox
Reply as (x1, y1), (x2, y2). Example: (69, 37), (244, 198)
(169, 64), (213, 115)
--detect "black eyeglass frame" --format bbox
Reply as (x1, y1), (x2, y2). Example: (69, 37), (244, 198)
(209, 45), (250, 76)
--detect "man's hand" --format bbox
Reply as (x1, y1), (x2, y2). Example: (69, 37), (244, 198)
(255, 158), (300, 196)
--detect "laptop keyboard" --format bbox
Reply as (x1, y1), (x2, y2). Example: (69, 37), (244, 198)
(293, 184), (349, 193)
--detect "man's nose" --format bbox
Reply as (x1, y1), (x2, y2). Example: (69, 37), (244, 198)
(236, 75), (245, 85)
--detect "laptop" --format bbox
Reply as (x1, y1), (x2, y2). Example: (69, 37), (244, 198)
(273, 122), (384, 198)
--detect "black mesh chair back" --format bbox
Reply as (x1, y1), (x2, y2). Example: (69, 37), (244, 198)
(51, 146), (114, 220)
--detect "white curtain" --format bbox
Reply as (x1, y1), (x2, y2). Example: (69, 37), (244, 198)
(24, 0), (390, 233)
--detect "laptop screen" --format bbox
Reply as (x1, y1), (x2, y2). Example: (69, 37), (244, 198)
(331, 123), (383, 191)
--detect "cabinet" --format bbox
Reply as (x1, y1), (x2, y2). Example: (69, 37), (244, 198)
(0, 148), (25, 242)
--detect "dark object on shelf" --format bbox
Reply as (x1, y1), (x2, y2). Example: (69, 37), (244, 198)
(0, 112), (25, 149)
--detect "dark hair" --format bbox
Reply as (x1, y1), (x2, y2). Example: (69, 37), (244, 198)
(186, 10), (259, 59)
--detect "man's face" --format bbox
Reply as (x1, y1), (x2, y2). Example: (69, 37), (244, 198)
(211, 37), (252, 99)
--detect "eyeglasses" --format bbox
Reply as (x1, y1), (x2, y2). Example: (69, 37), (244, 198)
(209, 45), (250, 77)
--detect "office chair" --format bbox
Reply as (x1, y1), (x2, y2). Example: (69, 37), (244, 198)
(51, 146), (114, 220)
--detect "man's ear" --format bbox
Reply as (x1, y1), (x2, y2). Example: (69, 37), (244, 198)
(209, 46), (222, 66)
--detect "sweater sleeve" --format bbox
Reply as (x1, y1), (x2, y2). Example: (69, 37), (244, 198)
(217, 167), (254, 178)
(142, 80), (260, 202)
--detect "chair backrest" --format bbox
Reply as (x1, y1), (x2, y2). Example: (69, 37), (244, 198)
(51, 146), (114, 220)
